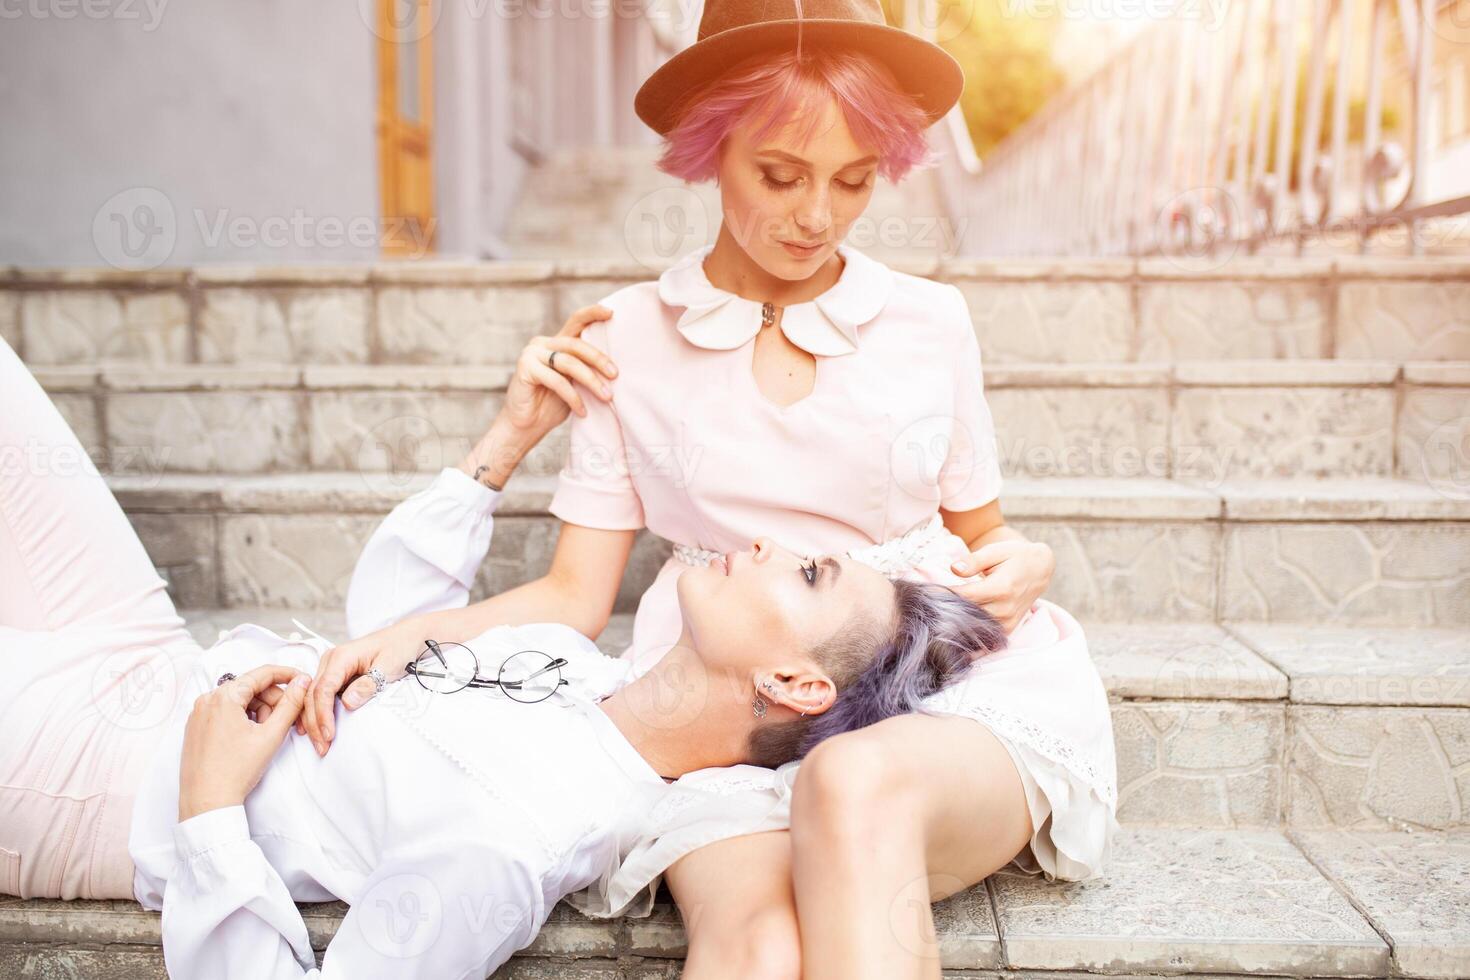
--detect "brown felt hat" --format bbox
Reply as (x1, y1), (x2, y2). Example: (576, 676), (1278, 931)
(634, 0), (965, 137)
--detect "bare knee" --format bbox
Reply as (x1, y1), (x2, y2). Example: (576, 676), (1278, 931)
(683, 904), (801, 980)
(792, 729), (917, 845)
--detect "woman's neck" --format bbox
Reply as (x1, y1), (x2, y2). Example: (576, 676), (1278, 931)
(597, 640), (756, 780)
(703, 225), (844, 308)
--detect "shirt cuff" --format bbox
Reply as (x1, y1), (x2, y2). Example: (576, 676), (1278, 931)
(174, 804), (251, 860)
(434, 466), (504, 512)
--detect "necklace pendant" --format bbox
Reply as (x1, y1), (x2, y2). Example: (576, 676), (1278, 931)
(761, 301), (775, 328)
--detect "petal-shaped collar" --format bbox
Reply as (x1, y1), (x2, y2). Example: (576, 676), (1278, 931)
(656, 243), (895, 357)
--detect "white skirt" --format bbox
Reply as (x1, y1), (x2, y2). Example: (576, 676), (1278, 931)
(568, 597), (1122, 919)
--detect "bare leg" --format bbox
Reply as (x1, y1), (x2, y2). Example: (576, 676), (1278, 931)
(790, 714), (1034, 980)
(664, 831), (803, 980)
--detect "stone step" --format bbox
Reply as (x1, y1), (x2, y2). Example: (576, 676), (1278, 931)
(2, 826), (1465, 978)
(5, 256), (1467, 366)
(109, 472), (1470, 627)
(177, 610), (1470, 833)
(35, 360), (1470, 484)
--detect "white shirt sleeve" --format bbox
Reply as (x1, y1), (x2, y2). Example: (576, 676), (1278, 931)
(164, 805), (547, 979)
(345, 468), (503, 638)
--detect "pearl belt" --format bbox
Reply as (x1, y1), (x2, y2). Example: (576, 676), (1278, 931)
(670, 512), (952, 580)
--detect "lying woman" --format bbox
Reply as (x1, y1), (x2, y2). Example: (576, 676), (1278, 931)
(302, 31), (1121, 980)
(0, 334), (1006, 978)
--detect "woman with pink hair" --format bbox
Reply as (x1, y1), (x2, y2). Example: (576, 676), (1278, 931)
(308, 4), (1120, 977)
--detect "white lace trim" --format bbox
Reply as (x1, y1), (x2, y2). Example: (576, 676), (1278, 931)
(670, 513), (950, 581)
(929, 699), (1117, 808)
(646, 772), (784, 826)
(379, 692), (566, 867)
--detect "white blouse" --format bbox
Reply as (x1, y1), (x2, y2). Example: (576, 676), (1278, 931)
(127, 469), (668, 978)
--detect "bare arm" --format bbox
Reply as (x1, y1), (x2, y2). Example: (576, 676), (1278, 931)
(302, 305), (637, 753)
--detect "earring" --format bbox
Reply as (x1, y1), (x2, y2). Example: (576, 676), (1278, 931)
(752, 693), (768, 719)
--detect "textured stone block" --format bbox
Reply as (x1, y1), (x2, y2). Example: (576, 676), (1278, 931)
(198, 287), (371, 364)
(554, 279), (644, 324)
(1215, 476), (1470, 521)
(1013, 520), (1219, 622)
(1173, 387), (1394, 480)
(1112, 701), (1285, 827)
(470, 515), (564, 599)
(1294, 829), (1470, 979)
(1222, 522), (1470, 625)
(49, 392), (102, 463)
(952, 280), (1133, 363)
(220, 514), (379, 607)
(990, 827), (1387, 975)
(1087, 623), (1287, 700)
(1337, 280), (1470, 359)
(987, 387), (1170, 478)
(1229, 623), (1470, 706)
(22, 290), (188, 364)
(307, 390), (498, 474)
(108, 391), (307, 473)
(0, 290), (18, 352)
(1138, 281), (1328, 359)
(376, 286), (552, 363)
(492, 960), (623, 979)
(1288, 704), (1470, 830)
(130, 513), (218, 608)
(1397, 384), (1470, 493)
(1001, 476), (1221, 520)
(0, 945), (167, 978)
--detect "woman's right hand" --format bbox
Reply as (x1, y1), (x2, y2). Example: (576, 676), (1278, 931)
(505, 304), (618, 428)
(297, 614), (438, 755)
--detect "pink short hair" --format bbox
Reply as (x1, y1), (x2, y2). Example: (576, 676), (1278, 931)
(654, 45), (940, 185)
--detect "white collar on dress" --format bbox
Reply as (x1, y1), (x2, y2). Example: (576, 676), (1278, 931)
(656, 242), (895, 357)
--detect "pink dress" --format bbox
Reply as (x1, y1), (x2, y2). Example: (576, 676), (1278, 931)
(549, 242), (1120, 916)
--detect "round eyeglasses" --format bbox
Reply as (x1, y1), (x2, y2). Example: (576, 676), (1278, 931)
(405, 639), (569, 703)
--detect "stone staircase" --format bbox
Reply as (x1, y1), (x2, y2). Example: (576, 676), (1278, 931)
(2, 253), (1469, 978)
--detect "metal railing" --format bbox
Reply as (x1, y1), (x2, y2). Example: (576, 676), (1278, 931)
(956, 0), (1470, 257)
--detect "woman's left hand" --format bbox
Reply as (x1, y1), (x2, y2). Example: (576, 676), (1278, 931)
(948, 540), (1055, 633)
(178, 665), (312, 822)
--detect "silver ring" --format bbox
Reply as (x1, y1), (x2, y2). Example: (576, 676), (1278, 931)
(215, 672), (235, 687)
(547, 350), (560, 373)
(368, 667), (386, 695)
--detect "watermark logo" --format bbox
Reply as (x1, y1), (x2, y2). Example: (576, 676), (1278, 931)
(358, 873), (444, 958)
(91, 647), (183, 731)
(92, 187), (177, 270)
(1153, 185), (1244, 271)
(1420, 417), (1470, 502)
(356, 415), (444, 497)
(358, 0), (440, 41)
(623, 186), (713, 271)
(890, 414), (991, 503)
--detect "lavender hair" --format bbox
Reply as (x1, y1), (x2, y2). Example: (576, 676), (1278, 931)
(746, 579), (1007, 768)
(655, 45), (941, 185)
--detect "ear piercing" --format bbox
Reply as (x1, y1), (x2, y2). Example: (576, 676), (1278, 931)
(753, 679), (777, 718)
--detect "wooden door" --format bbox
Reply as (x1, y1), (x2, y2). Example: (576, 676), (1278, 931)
(377, 0), (436, 256)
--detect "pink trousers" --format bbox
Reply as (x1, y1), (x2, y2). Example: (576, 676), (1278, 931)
(0, 337), (203, 899)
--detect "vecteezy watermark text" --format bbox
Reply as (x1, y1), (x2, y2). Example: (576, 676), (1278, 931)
(0, 0), (168, 30)
(93, 187), (437, 268)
